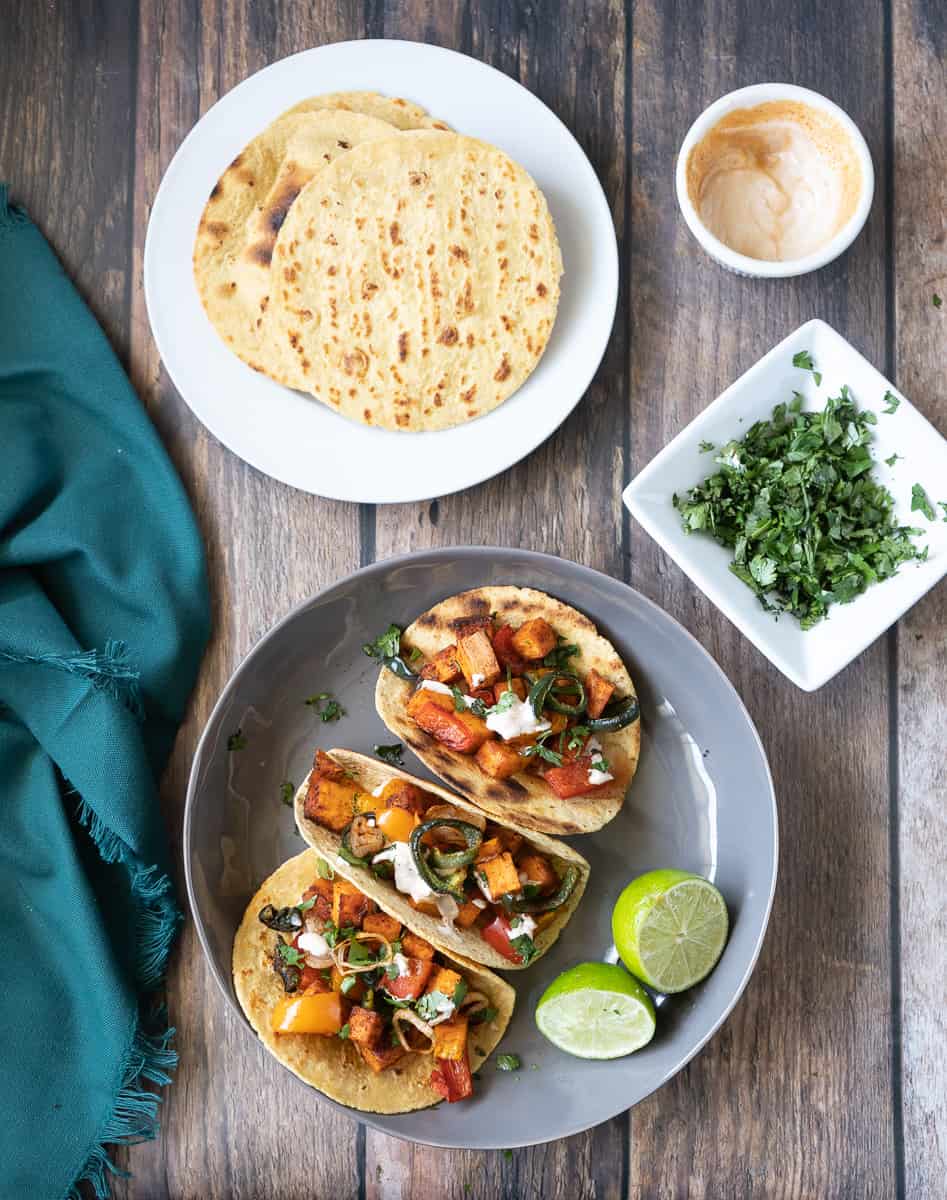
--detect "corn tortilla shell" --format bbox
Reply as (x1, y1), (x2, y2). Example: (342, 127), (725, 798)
(375, 587), (640, 834)
(294, 749), (589, 971)
(259, 131), (562, 431)
(232, 849), (515, 1114)
(194, 108), (404, 373)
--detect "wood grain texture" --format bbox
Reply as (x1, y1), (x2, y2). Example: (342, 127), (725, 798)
(626, 2), (897, 1197)
(892, 1), (947, 1193)
(3, 0), (944, 1197)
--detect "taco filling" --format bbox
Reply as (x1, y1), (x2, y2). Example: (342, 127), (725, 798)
(258, 864), (497, 1102)
(369, 613), (638, 799)
(303, 750), (580, 966)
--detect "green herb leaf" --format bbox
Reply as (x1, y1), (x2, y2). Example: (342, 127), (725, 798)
(698, 440), (715, 453)
(934, 293), (943, 308)
(939, 501), (947, 522)
(227, 728), (247, 752)
(338, 1023), (350, 1040)
(882, 391), (901, 415)
(911, 483), (936, 521)
(502, 1149), (513, 1162)
(304, 692), (345, 722)
(885, 454), (900, 467)
(297, 897), (316, 912)
(453, 978), (468, 1007)
(280, 781), (295, 806)
(673, 386), (926, 628)
(470, 1006), (498, 1025)
(408, 646), (424, 663)
(486, 689), (518, 716)
(509, 933), (539, 965)
(496, 1054), (521, 1072)
(315, 858), (335, 880)
(374, 742), (404, 767)
(340, 974), (359, 995)
(416, 991), (451, 1023)
(542, 636), (581, 671)
(520, 733), (563, 767)
(362, 624), (403, 661)
(451, 685), (468, 713)
(792, 349), (822, 385)
(277, 942), (303, 966)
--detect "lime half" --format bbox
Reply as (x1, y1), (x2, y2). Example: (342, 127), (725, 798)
(612, 869), (729, 994)
(535, 963), (656, 1059)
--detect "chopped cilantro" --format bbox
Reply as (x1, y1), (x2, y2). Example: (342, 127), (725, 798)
(373, 742), (404, 766)
(279, 780), (295, 806)
(885, 454), (900, 467)
(362, 624), (403, 661)
(934, 293), (943, 308)
(911, 483), (936, 521)
(277, 942), (303, 966)
(502, 1150), (513, 1162)
(453, 978), (468, 1007)
(298, 897), (316, 912)
(315, 857), (334, 880)
(542, 636), (580, 670)
(340, 974), (359, 995)
(338, 1023), (350, 1040)
(304, 692), (344, 722)
(792, 349), (822, 385)
(227, 728), (247, 752)
(699, 440), (716, 453)
(487, 689), (518, 716)
(939, 501), (947, 521)
(672, 385), (927, 628)
(408, 645), (423, 663)
(509, 932), (539, 965)
(346, 939), (375, 965)
(470, 1006), (498, 1025)
(520, 732), (563, 767)
(882, 391), (900, 415)
(496, 1054), (521, 1072)
(416, 991), (451, 1023)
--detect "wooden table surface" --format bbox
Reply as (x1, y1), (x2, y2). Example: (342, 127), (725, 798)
(3, 2), (945, 1197)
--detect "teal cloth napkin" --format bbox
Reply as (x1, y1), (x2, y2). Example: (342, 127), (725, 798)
(0, 185), (210, 1199)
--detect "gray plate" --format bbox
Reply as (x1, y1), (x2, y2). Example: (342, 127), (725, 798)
(184, 547), (777, 1149)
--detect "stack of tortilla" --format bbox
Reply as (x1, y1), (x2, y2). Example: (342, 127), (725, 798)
(193, 92), (562, 432)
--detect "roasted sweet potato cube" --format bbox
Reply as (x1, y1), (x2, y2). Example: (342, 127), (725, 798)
(408, 692), (493, 755)
(544, 760), (601, 799)
(304, 776), (359, 832)
(419, 644), (462, 684)
(492, 624), (528, 673)
(356, 1039), (407, 1073)
(332, 879), (376, 929)
(401, 931), (436, 960)
(475, 835), (504, 863)
(426, 965), (463, 999)
(314, 748), (347, 782)
(511, 618), (557, 661)
(348, 1005), (385, 1048)
(301, 876), (334, 921)
(378, 778), (427, 814)
(362, 912), (402, 943)
(455, 629), (501, 689)
(480, 852), (521, 898)
(433, 1016), (469, 1062)
(494, 676), (527, 703)
(495, 828), (524, 857)
(475, 740), (522, 781)
(517, 853), (560, 895)
(407, 686), (454, 718)
(585, 668), (616, 720)
(408, 896), (441, 918)
(454, 900), (482, 929)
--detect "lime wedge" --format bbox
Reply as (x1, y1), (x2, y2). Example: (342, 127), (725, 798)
(612, 869), (729, 994)
(535, 963), (656, 1059)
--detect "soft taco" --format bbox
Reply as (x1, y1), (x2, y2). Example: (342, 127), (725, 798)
(233, 849), (514, 1113)
(373, 587), (640, 835)
(295, 749), (589, 971)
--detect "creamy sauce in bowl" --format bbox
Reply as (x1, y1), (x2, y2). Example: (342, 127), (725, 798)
(686, 100), (863, 263)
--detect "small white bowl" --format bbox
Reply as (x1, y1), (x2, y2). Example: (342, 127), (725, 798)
(624, 319), (947, 691)
(676, 84), (875, 278)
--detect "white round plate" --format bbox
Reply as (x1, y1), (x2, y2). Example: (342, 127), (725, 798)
(144, 40), (619, 504)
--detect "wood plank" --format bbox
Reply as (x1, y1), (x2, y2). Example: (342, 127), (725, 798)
(367, 2), (629, 1197)
(892, 2), (947, 1194)
(626, 2), (897, 1196)
(114, 2), (367, 1195)
(0, 0), (137, 353)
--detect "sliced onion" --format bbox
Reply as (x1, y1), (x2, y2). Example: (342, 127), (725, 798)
(331, 932), (393, 976)
(392, 1008), (435, 1054)
(459, 990), (491, 1018)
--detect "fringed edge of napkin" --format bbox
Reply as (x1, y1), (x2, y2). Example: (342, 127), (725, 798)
(3, 639), (187, 1200)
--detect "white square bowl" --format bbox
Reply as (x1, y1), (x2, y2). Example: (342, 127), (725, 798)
(624, 319), (947, 690)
